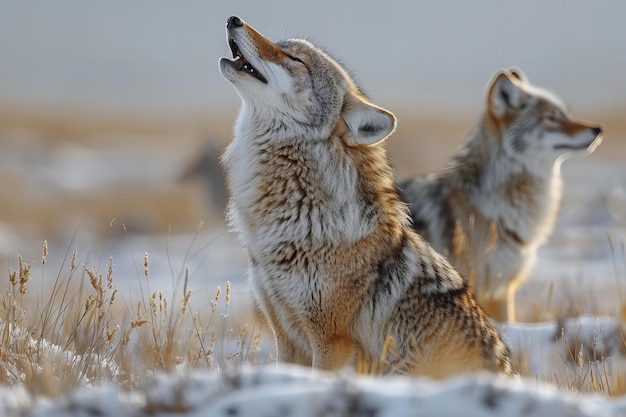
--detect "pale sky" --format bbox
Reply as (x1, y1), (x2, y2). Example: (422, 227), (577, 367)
(0, 0), (623, 115)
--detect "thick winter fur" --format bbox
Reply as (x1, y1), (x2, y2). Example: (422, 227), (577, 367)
(399, 69), (603, 322)
(219, 16), (513, 377)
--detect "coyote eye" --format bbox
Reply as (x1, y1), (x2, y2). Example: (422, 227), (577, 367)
(543, 114), (560, 129)
(288, 55), (305, 64)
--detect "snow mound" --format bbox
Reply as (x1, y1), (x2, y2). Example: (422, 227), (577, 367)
(500, 315), (626, 377)
(5, 365), (626, 417)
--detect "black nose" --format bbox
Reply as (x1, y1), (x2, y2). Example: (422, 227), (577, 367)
(593, 126), (603, 136)
(227, 16), (243, 29)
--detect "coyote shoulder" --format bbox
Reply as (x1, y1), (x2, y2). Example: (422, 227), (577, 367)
(219, 16), (513, 377)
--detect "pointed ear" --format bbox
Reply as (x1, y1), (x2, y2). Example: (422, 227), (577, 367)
(508, 67), (528, 84)
(487, 70), (529, 117)
(342, 96), (397, 146)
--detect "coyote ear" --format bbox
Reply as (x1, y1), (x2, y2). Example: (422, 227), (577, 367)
(342, 97), (397, 146)
(487, 71), (529, 117)
(508, 67), (528, 84)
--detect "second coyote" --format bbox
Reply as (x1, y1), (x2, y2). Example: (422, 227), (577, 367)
(399, 69), (603, 322)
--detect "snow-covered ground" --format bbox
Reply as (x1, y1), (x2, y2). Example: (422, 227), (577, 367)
(1, 315), (624, 415)
(3, 225), (626, 415)
(1, 153), (624, 415)
(1, 311), (626, 415)
(2, 363), (626, 417)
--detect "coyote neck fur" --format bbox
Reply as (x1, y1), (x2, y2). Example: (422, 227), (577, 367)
(225, 112), (410, 264)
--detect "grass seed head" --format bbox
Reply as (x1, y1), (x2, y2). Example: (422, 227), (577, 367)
(42, 240), (48, 265)
(144, 252), (149, 278)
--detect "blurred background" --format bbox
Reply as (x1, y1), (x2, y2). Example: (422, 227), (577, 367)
(0, 1), (625, 316)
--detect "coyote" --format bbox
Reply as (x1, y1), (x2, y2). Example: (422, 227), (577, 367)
(219, 16), (513, 377)
(399, 69), (603, 322)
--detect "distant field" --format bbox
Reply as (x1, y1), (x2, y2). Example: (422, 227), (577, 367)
(0, 104), (624, 240)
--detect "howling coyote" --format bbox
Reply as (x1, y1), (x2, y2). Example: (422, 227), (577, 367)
(219, 16), (513, 377)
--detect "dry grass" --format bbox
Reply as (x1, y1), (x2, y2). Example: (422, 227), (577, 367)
(2, 234), (626, 398)
(0, 235), (267, 398)
(513, 234), (626, 396)
(552, 325), (626, 396)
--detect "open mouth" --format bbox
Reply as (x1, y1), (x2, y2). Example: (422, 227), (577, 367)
(553, 143), (592, 150)
(228, 38), (267, 84)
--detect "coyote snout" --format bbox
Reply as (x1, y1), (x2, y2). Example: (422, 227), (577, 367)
(220, 16), (513, 377)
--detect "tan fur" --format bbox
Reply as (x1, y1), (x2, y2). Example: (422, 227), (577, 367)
(219, 16), (513, 377)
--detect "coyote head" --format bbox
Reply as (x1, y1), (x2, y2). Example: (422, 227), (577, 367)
(485, 69), (603, 167)
(219, 16), (396, 145)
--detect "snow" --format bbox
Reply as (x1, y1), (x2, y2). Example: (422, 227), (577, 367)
(500, 315), (626, 384)
(1, 364), (624, 417)
(1, 313), (626, 415)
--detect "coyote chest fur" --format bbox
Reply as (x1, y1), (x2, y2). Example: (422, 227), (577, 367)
(219, 16), (512, 377)
(399, 69), (603, 322)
